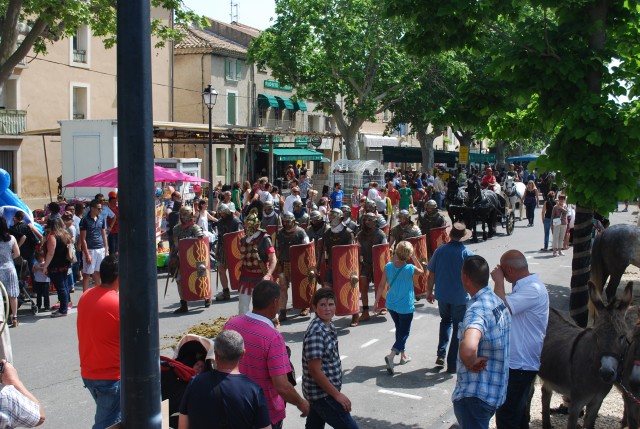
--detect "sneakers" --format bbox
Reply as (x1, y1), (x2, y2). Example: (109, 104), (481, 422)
(559, 251), (565, 256)
(400, 356), (412, 365)
(435, 356), (445, 366)
(385, 354), (395, 375)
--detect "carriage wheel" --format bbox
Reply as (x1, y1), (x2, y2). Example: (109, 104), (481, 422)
(506, 212), (515, 235)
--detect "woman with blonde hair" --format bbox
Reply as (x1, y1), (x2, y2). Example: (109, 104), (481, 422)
(43, 218), (73, 317)
(373, 240), (424, 374)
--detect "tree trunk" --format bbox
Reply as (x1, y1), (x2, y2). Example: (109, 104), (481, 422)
(570, 204), (593, 327)
(417, 128), (435, 172)
(495, 140), (506, 170)
(332, 113), (364, 160)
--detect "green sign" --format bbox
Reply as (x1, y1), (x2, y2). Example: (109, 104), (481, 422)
(264, 80), (293, 92)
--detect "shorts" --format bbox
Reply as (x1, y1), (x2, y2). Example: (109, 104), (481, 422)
(83, 248), (106, 275)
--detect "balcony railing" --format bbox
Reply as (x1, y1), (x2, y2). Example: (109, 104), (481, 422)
(0, 109), (26, 135)
(73, 113), (85, 119)
(73, 49), (86, 63)
(258, 119), (301, 130)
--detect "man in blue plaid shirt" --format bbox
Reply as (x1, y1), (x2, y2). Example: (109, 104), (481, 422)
(452, 256), (511, 429)
(302, 288), (359, 429)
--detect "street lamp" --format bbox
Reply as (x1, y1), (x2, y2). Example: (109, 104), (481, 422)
(202, 84), (218, 211)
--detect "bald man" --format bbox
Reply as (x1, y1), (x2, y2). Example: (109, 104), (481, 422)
(490, 250), (549, 429)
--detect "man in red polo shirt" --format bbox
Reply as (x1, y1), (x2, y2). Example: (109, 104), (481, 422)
(77, 256), (121, 429)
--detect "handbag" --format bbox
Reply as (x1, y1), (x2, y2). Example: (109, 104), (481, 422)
(552, 218), (561, 226)
(66, 242), (77, 263)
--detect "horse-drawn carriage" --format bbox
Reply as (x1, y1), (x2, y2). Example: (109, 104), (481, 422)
(447, 176), (515, 242)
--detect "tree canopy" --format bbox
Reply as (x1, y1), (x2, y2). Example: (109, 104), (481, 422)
(0, 0), (205, 88)
(248, 0), (419, 159)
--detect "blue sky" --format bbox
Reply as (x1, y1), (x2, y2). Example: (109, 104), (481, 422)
(183, 0), (277, 30)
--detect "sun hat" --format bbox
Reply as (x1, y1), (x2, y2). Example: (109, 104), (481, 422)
(449, 222), (472, 242)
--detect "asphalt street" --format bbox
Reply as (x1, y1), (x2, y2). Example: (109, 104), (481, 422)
(8, 204), (638, 428)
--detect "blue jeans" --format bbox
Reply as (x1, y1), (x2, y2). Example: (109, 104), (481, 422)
(434, 192), (444, 209)
(83, 378), (121, 429)
(49, 271), (69, 314)
(496, 369), (537, 429)
(389, 310), (413, 353)
(525, 201), (536, 225)
(454, 397), (496, 429)
(437, 302), (467, 371)
(306, 395), (360, 429)
(543, 218), (551, 249)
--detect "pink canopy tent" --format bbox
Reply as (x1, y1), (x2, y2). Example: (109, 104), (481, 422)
(64, 165), (208, 188)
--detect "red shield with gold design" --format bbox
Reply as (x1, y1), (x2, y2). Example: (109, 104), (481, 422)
(224, 229), (245, 291)
(381, 223), (390, 238)
(289, 241), (317, 309)
(405, 235), (429, 296)
(178, 238), (212, 301)
(331, 244), (360, 316)
(429, 225), (450, 258)
(372, 243), (391, 308)
(265, 225), (280, 246)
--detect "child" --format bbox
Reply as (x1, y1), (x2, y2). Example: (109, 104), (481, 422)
(302, 289), (359, 429)
(373, 240), (424, 375)
(33, 250), (50, 311)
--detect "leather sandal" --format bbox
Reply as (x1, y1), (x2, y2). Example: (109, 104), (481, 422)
(215, 290), (231, 301)
(299, 308), (310, 317)
(350, 314), (360, 327)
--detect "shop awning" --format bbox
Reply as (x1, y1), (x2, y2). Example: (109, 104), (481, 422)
(293, 100), (308, 111)
(260, 148), (325, 161)
(258, 94), (279, 108)
(382, 147), (459, 165)
(275, 96), (295, 110)
(363, 134), (398, 148)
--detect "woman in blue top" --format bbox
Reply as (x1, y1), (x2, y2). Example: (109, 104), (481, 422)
(373, 241), (424, 375)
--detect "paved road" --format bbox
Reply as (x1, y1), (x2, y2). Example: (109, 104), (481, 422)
(8, 205), (638, 428)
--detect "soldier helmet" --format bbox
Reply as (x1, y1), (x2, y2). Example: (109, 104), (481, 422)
(398, 209), (410, 220)
(293, 200), (304, 208)
(426, 200), (438, 210)
(310, 210), (323, 221)
(263, 200), (274, 208)
(340, 206), (351, 217)
(364, 199), (376, 211)
(281, 211), (295, 222)
(376, 214), (387, 229)
(179, 205), (194, 218)
(218, 203), (231, 217)
(363, 212), (377, 227)
(328, 208), (343, 227)
(244, 208), (262, 235)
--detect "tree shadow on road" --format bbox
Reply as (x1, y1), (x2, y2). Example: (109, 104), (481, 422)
(546, 283), (570, 311)
(344, 364), (454, 391)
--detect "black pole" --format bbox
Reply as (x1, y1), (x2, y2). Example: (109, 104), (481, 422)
(117, 0), (161, 427)
(208, 105), (213, 210)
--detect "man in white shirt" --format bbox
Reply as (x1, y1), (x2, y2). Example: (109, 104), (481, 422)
(283, 187), (302, 214)
(367, 182), (380, 202)
(257, 179), (274, 204)
(491, 250), (549, 429)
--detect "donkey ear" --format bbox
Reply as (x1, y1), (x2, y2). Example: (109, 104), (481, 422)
(618, 281), (634, 310)
(589, 280), (605, 311)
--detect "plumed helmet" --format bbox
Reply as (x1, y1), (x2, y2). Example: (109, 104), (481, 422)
(309, 210), (323, 221)
(244, 207), (261, 235)
(398, 209), (410, 220)
(218, 204), (231, 217)
(426, 200), (437, 210)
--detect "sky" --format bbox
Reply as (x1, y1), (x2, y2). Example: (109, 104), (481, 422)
(183, 0), (277, 30)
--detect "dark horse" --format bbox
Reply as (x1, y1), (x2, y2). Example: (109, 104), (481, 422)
(539, 281), (633, 429)
(452, 176), (501, 242)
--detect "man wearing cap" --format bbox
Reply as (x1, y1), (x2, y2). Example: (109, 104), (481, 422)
(389, 210), (421, 250)
(426, 222), (475, 373)
(191, 184), (203, 206)
(275, 212), (309, 321)
(355, 212), (387, 326)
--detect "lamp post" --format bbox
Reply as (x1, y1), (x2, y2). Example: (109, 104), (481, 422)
(202, 84), (218, 211)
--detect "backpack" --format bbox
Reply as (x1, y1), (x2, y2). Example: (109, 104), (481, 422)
(66, 241), (77, 263)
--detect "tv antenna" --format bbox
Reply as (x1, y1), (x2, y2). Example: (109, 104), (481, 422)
(230, 1), (239, 22)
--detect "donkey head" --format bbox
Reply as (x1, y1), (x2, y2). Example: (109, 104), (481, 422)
(589, 280), (633, 383)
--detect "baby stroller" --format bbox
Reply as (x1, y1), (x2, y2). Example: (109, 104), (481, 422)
(161, 334), (214, 429)
(15, 258), (38, 315)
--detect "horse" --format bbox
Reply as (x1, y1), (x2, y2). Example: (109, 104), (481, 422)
(502, 174), (526, 220)
(539, 281), (633, 429)
(590, 224), (640, 303)
(464, 176), (502, 242)
(443, 178), (464, 209)
(618, 307), (640, 429)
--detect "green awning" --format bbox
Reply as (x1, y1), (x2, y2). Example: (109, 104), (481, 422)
(469, 153), (496, 163)
(275, 96), (295, 110)
(260, 148), (324, 161)
(382, 147), (459, 165)
(293, 100), (308, 111)
(258, 94), (279, 108)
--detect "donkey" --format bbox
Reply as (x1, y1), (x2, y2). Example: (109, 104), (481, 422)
(590, 224), (640, 303)
(618, 306), (640, 429)
(539, 281), (633, 429)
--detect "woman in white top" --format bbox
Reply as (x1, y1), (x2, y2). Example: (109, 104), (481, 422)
(195, 199), (217, 243)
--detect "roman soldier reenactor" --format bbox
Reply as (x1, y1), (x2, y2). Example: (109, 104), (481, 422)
(354, 212), (387, 326)
(389, 209), (421, 249)
(214, 203), (243, 301)
(261, 200), (281, 229)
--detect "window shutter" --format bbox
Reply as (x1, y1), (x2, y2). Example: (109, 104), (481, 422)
(227, 93), (237, 125)
(225, 58), (231, 79)
(236, 60), (243, 80)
